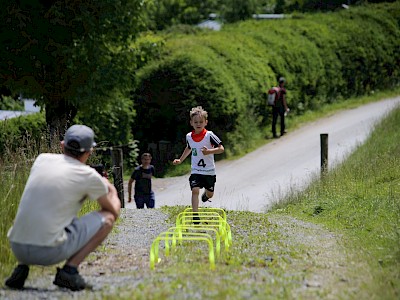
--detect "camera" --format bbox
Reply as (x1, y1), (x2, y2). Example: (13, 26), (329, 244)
(90, 164), (108, 178)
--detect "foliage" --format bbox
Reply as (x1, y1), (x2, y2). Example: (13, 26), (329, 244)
(74, 92), (135, 147)
(0, 113), (47, 155)
(132, 2), (400, 159)
(0, 0), (144, 132)
(140, 0), (397, 29)
(142, 0), (221, 30)
(274, 106), (400, 297)
(0, 95), (24, 111)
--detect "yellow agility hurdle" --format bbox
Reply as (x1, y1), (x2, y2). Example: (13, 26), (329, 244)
(166, 226), (221, 257)
(183, 207), (227, 221)
(149, 207), (232, 271)
(149, 231), (216, 270)
(177, 213), (232, 248)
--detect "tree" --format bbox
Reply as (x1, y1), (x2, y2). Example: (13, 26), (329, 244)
(220, 0), (258, 22)
(0, 0), (143, 135)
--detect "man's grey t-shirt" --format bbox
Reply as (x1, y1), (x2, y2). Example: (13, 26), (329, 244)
(8, 153), (108, 247)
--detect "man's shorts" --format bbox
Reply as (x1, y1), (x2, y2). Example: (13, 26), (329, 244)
(10, 211), (104, 266)
(189, 174), (216, 192)
(134, 191), (155, 209)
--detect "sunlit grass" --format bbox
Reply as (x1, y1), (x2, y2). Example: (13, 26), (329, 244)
(0, 134), (60, 279)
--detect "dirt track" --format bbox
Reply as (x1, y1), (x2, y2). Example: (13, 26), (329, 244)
(126, 97), (400, 212)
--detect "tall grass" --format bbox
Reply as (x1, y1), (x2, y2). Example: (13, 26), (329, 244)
(0, 135), (55, 278)
(274, 106), (400, 298)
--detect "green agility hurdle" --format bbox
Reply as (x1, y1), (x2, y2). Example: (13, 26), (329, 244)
(183, 207), (227, 221)
(149, 207), (232, 271)
(176, 212), (232, 248)
(150, 231), (216, 270)
(166, 226), (221, 257)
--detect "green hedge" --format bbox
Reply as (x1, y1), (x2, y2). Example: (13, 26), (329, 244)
(132, 3), (400, 157)
(0, 113), (47, 155)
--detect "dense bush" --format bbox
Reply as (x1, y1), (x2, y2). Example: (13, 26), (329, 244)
(0, 113), (47, 155)
(74, 92), (136, 148)
(132, 3), (400, 160)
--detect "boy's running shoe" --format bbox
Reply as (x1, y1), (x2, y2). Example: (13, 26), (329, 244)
(193, 212), (200, 225)
(201, 192), (211, 202)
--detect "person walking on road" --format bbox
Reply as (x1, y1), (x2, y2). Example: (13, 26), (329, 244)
(272, 77), (290, 138)
(5, 124), (121, 291)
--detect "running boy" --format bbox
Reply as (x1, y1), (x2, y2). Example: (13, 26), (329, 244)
(173, 106), (224, 219)
(128, 153), (155, 209)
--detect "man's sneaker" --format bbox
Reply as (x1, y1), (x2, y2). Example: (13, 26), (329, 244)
(53, 267), (90, 291)
(5, 264), (29, 289)
(201, 192), (211, 203)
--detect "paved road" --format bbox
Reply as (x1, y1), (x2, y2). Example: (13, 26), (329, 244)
(125, 97), (400, 212)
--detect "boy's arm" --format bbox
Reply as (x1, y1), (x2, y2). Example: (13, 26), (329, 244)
(173, 146), (191, 165)
(201, 144), (224, 155)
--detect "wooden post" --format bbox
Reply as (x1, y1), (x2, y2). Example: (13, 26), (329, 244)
(111, 148), (125, 208)
(320, 133), (328, 177)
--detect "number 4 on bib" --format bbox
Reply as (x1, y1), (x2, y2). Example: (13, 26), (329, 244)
(197, 159), (206, 168)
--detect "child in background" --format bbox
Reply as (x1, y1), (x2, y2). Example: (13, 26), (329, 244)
(128, 153), (155, 209)
(173, 106), (224, 222)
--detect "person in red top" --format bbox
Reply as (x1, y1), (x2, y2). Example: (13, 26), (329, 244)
(173, 106), (224, 223)
(272, 77), (290, 138)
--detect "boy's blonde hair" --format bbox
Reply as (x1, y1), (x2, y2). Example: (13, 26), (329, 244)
(190, 106), (208, 120)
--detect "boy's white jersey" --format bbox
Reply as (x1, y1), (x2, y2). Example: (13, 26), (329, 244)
(186, 130), (222, 176)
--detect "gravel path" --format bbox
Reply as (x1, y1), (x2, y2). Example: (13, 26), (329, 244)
(1, 207), (360, 299)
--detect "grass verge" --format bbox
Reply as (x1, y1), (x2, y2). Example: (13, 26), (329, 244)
(271, 106), (400, 298)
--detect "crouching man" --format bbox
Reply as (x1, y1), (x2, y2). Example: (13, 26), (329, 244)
(5, 124), (121, 291)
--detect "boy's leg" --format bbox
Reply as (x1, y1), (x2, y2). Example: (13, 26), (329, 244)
(145, 192), (155, 208)
(191, 187), (200, 212)
(134, 195), (145, 209)
(202, 190), (214, 202)
(202, 175), (216, 202)
(189, 174), (202, 224)
(191, 187), (201, 224)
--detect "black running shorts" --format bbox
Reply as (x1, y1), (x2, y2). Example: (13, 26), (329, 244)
(189, 174), (216, 192)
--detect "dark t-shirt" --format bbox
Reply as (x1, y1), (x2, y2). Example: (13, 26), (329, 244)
(275, 87), (286, 108)
(131, 165), (155, 195)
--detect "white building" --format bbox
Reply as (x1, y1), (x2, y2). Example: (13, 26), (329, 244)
(0, 99), (40, 121)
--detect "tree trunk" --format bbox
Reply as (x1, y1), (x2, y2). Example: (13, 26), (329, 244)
(45, 94), (77, 145)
